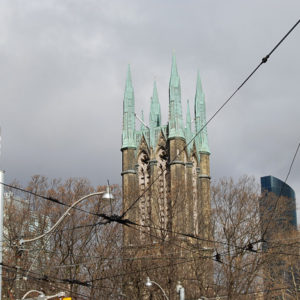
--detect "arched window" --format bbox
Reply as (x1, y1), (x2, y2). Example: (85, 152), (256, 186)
(137, 151), (150, 240)
(156, 147), (168, 238)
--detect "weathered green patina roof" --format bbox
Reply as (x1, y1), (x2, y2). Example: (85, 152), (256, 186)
(149, 81), (161, 128)
(185, 99), (193, 155)
(122, 65), (136, 149)
(122, 58), (210, 156)
(149, 81), (161, 147)
(168, 53), (184, 139)
(140, 110), (145, 130)
(194, 71), (210, 154)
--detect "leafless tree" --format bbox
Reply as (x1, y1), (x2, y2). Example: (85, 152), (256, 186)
(2, 176), (122, 299)
(3, 175), (299, 299)
(211, 176), (299, 300)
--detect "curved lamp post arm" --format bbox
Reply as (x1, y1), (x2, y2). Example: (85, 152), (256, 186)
(146, 277), (169, 300)
(151, 281), (169, 300)
(45, 291), (66, 299)
(22, 290), (45, 299)
(22, 290), (65, 300)
(20, 191), (106, 245)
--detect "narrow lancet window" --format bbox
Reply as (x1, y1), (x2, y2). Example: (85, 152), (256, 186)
(157, 147), (169, 239)
(138, 151), (150, 240)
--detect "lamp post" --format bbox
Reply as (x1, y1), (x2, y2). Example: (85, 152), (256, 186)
(20, 185), (114, 245)
(18, 185), (114, 299)
(176, 281), (185, 300)
(145, 277), (169, 300)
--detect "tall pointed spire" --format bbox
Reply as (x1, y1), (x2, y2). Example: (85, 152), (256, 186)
(140, 110), (145, 130)
(149, 81), (161, 128)
(168, 53), (184, 139)
(122, 65), (136, 149)
(185, 100), (193, 154)
(149, 81), (161, 147)
(194, 71), (210, 154)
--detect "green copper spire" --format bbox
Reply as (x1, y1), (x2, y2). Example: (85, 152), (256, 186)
(149, 81), (161, 128)
(140, 110), (145, 130)
(168, 53), (184, 139)
(122, 65), (136, 149)
(149, 81), (161, 147)
(185, 99), (193, 154)
(194, 71), (210, 154)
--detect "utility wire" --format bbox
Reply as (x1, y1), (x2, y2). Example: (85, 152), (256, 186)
(13, 243), (300, 290)
(14, 234), (300, 275)
(17, 245), (194, 262)
(85, 253), (212, 285)
(1, 182), (100, 216)
(14, 210), (296, 264)
(2, 226), (297, 294)
(121, 18), (300, 218)
(0, 263), (91, 299)
(3, 227), (298, 291)
(190, 286), (299, 300)
(3, 261), (294, 300)
(84, 240), (295, 286)
(130, 221), (260, 262)
(123, 222), (207, 260)
(1, 182), (133, 230)
(123, 213), (300, 270)
(212, 251), (300, 297)
(25, 222), (212, 285)
(128, 218), (265, 255)
(3, 196), (298, 270)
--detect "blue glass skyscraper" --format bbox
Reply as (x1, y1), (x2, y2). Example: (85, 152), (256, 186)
(260, 175), (297, 229)
(260, 175), (298, 299)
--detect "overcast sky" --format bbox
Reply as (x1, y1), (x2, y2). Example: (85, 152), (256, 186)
(0, 0), (299, 222)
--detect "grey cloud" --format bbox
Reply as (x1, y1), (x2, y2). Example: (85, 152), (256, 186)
(0, 0), (299, 221)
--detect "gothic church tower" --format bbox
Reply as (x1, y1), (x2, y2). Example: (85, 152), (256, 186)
(122, 54), (210, 242)
(121, 55), (211, 298)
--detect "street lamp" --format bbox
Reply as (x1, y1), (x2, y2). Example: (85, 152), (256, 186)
(18, 186), (114, 299)
(145, 277), (169, 300)
(176, 282), (185, 300)
(20, 185), (114, 245)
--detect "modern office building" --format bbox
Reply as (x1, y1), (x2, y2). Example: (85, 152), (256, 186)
(260, 175), (297, 230)
(260, 175), (299, 299)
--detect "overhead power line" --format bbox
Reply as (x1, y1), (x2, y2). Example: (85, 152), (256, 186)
(1, 182), (133, 227)
(126, 217), (300, 258)
(1, 182), (98, 215)
(2, 261), (295, 300)
(0, 262), (91, 299)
